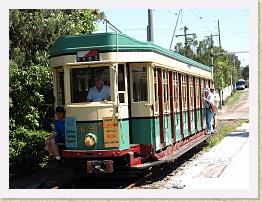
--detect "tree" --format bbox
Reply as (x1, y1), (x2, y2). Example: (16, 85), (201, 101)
(241, 65), (249, 81)
(174, 37), (242, 90)
(9, 9), (104, 177)
(9, 9), (104, 130)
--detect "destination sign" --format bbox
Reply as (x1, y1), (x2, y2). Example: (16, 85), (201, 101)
(77, 49), (99, 62)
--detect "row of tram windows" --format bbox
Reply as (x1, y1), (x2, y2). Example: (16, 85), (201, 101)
(55, 64), (209, 110)
(153, 68), (208, 114)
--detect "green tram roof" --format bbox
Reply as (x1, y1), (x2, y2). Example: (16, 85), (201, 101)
(49, 32), (211, 72)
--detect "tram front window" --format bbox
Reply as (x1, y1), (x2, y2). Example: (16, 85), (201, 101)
(70, 67), (111, 103)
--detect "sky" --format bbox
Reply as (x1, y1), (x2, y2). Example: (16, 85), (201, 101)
(95, 9), (249, 67)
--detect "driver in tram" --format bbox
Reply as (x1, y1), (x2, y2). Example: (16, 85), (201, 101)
(86, 75), (111, 102)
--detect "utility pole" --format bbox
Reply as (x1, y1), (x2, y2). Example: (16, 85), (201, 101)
(230, 58), (236, 91)
(218, 20), (221, 48)
(147, 9), (154, 42)
(205, 33), (220, 81)
(176, 26), (195, 56)
(210, 34), (214, 81)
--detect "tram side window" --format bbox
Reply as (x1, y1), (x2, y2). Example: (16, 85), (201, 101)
(195, 78), (200, 108)
(201, 79), (205, 107)
(163, 70), (169, 112)
(132, 66), (148, 102)
(173, 72), (179, 112)
(182, 75), (187, 110)
(189, 76), (194, 109)
(118, 64), (125, 103)
(70, 66), (110, 103)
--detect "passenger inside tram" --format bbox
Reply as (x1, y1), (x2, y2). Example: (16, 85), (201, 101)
(86, 75), (111, 102)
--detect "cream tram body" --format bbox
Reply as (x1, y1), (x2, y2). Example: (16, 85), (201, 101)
(49, 32), (212, 172)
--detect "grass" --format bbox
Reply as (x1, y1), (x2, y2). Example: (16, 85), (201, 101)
(203, 88), (248, 151)
(224, 90), (243, 106)
(204, 120), (246, 151)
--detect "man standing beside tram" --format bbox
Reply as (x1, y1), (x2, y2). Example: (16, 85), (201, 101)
(204, 86), (216, 135)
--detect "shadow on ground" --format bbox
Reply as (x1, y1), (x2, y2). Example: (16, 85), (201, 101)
(227, 131), (249, 138)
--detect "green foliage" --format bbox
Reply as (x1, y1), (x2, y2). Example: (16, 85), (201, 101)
(241, 65), (249, 81)
(9, 127), (51, 178)
(10, 61), (52, 129)
(174, 37), (242, 89)
(9, 10), (102, 66)
(204, 120), (245, 150)
(9, 9), (102, 130)
(9, 9), (103, 178)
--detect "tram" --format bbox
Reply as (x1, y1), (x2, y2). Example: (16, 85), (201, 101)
(49, 32), (212, 173)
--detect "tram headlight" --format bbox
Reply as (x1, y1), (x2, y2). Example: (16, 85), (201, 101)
(84, 133), (97, 147)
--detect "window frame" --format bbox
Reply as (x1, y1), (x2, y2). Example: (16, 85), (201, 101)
(131, 65), (149, 103)
(55, 68), (65, 106)
(181, 74), (187, 111)
(117, 63), (127, 104)
(68, 65), (112, 104)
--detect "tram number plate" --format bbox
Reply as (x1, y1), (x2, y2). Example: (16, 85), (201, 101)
(103, 117), (119, 148)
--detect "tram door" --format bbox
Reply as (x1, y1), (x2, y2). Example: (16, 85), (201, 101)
(129, 63), (151, 117)
(157, 68), (165, 147)
(128, 63), (152, 144)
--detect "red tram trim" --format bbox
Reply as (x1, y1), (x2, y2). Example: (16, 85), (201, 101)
(157, 68), (165, 146)
(154, 130), (205, 159)
(199, 78), (203, 128)
(186, 75), (191, 134)
(62, 144), (154, 159)
(169, 71), (175, 142)
(178, 73), (184, 138)
(62, 132), (206, 167)
(193, 76), (198, 131)
(126, 63), (133, 144)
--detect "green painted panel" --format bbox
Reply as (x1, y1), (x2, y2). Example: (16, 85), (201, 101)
(131, 118), (155, 147)
(183, 111), (189, 137)
(174, 112), (181, 141)
(197, 109), (202, 130)
(132, 116), (174, 151)
(66, 120), (130, 150)
(190, 110), (196, 134)
(202, 108), (207, 128)
(50, 32), (211, 72)
(164, 114), (172, 146)
(153, 118), (161, 151)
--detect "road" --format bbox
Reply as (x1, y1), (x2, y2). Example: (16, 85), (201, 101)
(138, 89), (254, 197)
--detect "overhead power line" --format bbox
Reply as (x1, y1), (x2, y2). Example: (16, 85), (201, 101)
(169, 9), (182, 50)
(95, 11), (122, 33)
(189, 9), (212, 34)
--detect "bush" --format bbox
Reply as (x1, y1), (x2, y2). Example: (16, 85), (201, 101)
(9, 127), (51, 178)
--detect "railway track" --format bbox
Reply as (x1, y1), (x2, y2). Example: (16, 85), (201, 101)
(56, 140), (206, 189)
(17, 134), (209, 189)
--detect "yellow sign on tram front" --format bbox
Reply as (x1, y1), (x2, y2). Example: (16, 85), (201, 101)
(103, 117), (119, 148)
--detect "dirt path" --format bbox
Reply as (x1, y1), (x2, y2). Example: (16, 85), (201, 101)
(217, 89), (249, 120)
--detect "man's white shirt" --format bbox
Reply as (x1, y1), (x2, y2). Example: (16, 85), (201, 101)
(87, 85), (111, 102)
